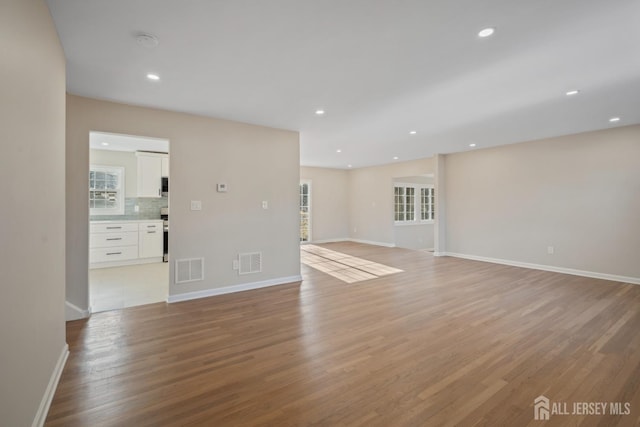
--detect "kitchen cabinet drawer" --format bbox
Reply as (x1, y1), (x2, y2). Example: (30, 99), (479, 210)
(90, 222), (138, 233)
(138, 221), (162, 232)
(90, 246), (138, 263)
(90, 231), (138, 249)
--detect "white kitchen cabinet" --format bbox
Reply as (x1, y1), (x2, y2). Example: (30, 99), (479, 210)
(161, 155), (169, 177)
(138, 221), (163, 258)
(90, 222), (139, 266)
(136, 152), (167, 198)
(90, 220), (164, 268)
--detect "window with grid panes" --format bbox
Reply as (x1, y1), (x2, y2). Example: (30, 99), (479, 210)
(420, 187), (435, 221)
(395, 184), (434, 224)
(89, 165), (125, 215)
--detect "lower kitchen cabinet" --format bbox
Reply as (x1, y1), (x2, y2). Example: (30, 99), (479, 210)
(90, 220), (163, 268)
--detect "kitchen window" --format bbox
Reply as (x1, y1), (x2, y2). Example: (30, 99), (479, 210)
(89, 165), (125, 215)
(394, 184), (434, 224)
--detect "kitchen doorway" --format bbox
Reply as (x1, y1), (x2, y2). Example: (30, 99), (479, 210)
(88, 131), (170, 312)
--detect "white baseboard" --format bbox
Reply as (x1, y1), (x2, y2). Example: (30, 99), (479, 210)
(310, 238), (350, 244)
(347, 238), (396, 248)
(306, 238), (396, 248)
(167, 275), (303, 303)
(32, 344), (69, 427)
(444, 252), (640, 285)
(65, 301), (91, 321)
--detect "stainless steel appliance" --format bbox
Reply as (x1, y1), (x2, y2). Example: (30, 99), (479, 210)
(160, 207), (169, 262)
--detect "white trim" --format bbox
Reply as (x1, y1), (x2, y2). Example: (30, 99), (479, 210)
(306, 238), (396, 248)
(310, 238), (350, 244)
(432, 251), (447, 257)
(167, 275), (303, 303)
(32, 344), (69, 427)
(348, 238), (396, 248)
(65, 301), (91, 321)
(444, 252), (640, 285)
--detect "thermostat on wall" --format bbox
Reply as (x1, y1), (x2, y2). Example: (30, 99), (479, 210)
(217, 183), (228, 192)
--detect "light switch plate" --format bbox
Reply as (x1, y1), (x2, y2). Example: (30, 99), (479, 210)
(262, 201), (268, 209)
(191, 200), (202, 211)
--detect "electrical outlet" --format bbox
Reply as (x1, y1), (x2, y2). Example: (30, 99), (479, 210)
(262, 201), (268, 209)
(134, 205), (139, 212)
(190, 200), (202, 211)
(547, 246), (554, 255)
(232, 260), (239, 270)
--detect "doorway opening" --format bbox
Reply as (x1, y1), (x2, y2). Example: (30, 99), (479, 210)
(88, 131), (170, 312)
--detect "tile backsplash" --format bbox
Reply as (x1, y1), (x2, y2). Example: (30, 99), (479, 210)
(90, 197), (168, 221)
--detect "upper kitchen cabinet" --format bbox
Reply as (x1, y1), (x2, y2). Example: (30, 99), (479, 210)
(161, 155), (169, 177)
(136, 152), (168, 198)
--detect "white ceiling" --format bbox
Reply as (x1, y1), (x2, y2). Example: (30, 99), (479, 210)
(48, 0), (640, 169)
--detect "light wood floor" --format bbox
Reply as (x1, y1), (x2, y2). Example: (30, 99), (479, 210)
(46, 243), (640, 426)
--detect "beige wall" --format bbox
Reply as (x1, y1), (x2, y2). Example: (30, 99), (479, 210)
(0, 1), (67, 425)
(348, 158), (434, 245)
(90, 149), (138, 197)
(444, 125), (640, 280)
(300, 167), (350, 241)
(67, 95), (300, 308)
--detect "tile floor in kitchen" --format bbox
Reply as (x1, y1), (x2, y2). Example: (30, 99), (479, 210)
(90, 262), (169, 313)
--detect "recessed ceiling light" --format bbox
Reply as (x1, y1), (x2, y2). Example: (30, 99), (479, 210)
(609, 117), (621, 123)
(566, 90), (580, 96)
(336, 149), (342, 153)
(478, 27), (495, 38)
(393, 156), (399, 160)
(409, 131), (417, 135)
(469, 143), (477, 147)
(146, 73), (160, 81)
(315, 109), (325, 115)
(347, 164), (353, 168)
(101, 142), (109, 146)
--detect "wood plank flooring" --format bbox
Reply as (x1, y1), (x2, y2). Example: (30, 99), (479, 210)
(46, 242), (640, 426)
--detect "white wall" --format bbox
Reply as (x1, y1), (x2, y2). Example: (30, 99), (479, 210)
(300, 167), (350, 241)
(90, 149), (138, 197)
(444, 125), (640, 281)
(67, 95), (301, 309)
(0, 1), (67, 425)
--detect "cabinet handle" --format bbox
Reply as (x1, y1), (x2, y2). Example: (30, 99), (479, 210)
(106, 252), (122, 256)
(106, 226), (122, 230)
(147, 225), (156, 228)
(158, 188), (161, 196)
(106, 238), (122, 241)
(147, 231), (156, 234)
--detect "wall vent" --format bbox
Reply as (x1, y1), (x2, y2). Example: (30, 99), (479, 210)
(238, 252), (262, 275)
(175, 258), (204, 284)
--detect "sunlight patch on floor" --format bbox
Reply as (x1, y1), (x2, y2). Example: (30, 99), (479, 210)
(301, 245), (403, 283)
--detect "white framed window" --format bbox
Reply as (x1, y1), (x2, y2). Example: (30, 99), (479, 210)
(420, 187), (435, 221)
(89, 165), (125, 215)
(394, 183), (434, 224)
(300, 180), (311, 242)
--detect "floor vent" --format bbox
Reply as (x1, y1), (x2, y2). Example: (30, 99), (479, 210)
(175, 258), (204, 284)
(239, 252), (262, 275)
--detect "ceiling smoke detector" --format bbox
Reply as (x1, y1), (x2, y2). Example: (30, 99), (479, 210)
(136, 33), (159, 48)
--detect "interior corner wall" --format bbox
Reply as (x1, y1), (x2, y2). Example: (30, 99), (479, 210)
(348, 158), (434, 245)
(0, 0), (67, 425)
(300, 167), (350, 241)
(445, 125), (640, 280)
(66, 95), (301, 307)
